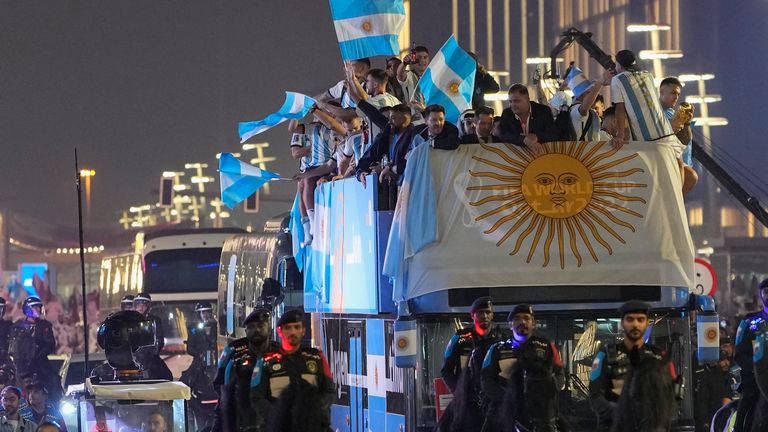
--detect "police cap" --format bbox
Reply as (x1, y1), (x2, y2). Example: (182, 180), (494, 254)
(24, 297), (43, 308)
(507, 304), (534, 321)
(120, 295), (135, 304)
(243, 307), (272, 325)
(470, 296), (493, 313)
(195, 301), (213, 312)
(277, 309), (305, 327)
(619, 300), (651, 317)
(134, 293), (152, 303)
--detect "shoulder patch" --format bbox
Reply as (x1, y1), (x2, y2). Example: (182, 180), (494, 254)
(482, 343), (498, 369)
(754, 333), (765, 363)
(590, 351), (606, 381)
(736, 319), (748, 346)
(444, 334), (460, 360)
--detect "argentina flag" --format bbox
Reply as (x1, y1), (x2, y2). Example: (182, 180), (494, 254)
(238, 92), (315, 143)
(329, 0), (405, 61)
(288, 193), (306, 272)
(219, 153), (281, 209)
(417, 35), (476, 124)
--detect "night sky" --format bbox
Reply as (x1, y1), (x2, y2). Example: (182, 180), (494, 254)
(1, 1), (765, 230)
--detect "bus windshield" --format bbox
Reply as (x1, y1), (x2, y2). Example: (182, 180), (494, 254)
(144, 248), (222, 293)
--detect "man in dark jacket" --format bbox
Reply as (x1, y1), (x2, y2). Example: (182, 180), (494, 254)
(468, 53), (501, 109)
(497, 84), (557, 156)
(355, 103), (416, 187)
(408, 104), (460, 152)
(460, 106), (500, 144)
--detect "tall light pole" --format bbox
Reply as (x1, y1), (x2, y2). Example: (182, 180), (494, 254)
(79, 169), (95, 225)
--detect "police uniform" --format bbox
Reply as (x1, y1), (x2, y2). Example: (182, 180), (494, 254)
(133, 293), (172, 381)
(181, 304), (220, 430)
(733, 291), (768, 432)
(9, 297), (61, 400)
(441, 297), (502, 394)
(0, 299), (13, 379)
(481, 306), (563, 432)
(249, 310), (334, 432)
(588, 300), (672, 432)
(218, 308), (280, 432)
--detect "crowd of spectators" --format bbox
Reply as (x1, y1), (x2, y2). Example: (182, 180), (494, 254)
(287, 47), (697, 244)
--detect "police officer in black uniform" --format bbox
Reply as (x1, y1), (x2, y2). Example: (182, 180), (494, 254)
(732, 278), (768, 432)
(250, 309), (335, 432)
(181, 301), (220, 430)
(437, 296), (501, 432)
(481, 304), (563, 432)
(9, 296), (61, 401)
(588, 300), (666, 431)
(132, 293), (172, 380)
(0, 298), (14, 376)
(120, 295), (135, 311)
(218, 307), (280, 432)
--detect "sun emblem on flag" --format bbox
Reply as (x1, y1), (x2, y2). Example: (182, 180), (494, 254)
(361, 21), (373, 33)
(706, 328), (718, 343)
(466, 141), (647, 269)
(447, 80), (461, 95)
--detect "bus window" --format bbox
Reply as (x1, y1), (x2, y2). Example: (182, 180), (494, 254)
(144, 248), (223, 293)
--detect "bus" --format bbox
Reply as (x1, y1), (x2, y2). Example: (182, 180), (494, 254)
(300, 141), (716, 432)
(216, 216), (302, 346)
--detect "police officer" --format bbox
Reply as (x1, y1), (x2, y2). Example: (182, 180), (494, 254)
(120, 295), (135, 311)
(732, 278), (768, 432)
(481, 304), (563, 432)
(438, 296), (501, 432)
(218, 307), (279, 432)
(180, 302), (219, 430)
(132, 293), (172, 380)
(9, 296), (61, 402)
(588, 300), (666, 431)
(250, 309), (334, 432)
(0, 298), (13, 374)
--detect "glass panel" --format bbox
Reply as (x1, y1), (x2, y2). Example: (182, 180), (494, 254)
(144, 248), (222, 293)
(78, 399), (185, 432)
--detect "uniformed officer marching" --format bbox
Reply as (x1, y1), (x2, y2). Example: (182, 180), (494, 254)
(437, 296), (501, 432)
(481, 304), (563, 432)
(732, 278), (768, 432)
(250, 309), (334, 432)
(588, 300), (669, 432)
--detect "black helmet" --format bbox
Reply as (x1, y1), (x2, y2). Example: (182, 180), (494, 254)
(195, 301), (213, 313)
(23, 296), (43, 318)
(134, 293), (152, 304)
(120, 295), (135, 311)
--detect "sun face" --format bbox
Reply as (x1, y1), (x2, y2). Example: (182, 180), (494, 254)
(467, 141), (647, 269)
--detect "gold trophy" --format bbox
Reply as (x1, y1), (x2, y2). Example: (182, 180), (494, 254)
(671, 102), (694, 132)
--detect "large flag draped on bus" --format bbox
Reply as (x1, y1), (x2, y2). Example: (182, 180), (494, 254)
(219, 153), (281, 209)
(238, 92), (315, 143)
(328, 0), (405, 61)
(416, 35), (476, 124)
(383, 138), (696, 302)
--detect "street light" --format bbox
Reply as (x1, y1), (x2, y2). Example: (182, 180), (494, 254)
(626, 24), (671, 32)
(638, 50), (684, 60)
(79, 169), (95, 224)
(525, 57), (564, 64)
(678, 74), (715, 82)
(686, 95), (722, 104)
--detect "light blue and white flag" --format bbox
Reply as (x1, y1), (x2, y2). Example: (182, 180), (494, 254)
(219, 153), (281, 209)
(329, 0), (405, 61)
(238, 92), (316, 143)
(289, 193), (306, 272)
(417, 35), (476, 124)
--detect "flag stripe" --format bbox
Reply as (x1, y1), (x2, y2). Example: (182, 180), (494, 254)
(333, 13), (405, 42)
(219, 153), (282, 209)
(329, 0), (405, 20)
(338, 35), (401, 62)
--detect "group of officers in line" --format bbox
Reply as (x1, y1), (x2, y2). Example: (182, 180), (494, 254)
(437, 297), (675, 432)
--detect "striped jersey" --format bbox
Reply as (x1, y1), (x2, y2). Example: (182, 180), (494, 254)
(290, 132), (311, 172)
(611, 70), (673, 141)
(327, 79), (366, 109)
(307, 123), (339, 167)
(341, 131), (366, 163)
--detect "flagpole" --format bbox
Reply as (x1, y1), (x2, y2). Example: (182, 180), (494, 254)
(75, 149), (89, 385)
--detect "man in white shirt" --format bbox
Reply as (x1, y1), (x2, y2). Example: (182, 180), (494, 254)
(396, 45), (429, 104)
(567, 66), (612, 142)
(315, 58), (370, 122)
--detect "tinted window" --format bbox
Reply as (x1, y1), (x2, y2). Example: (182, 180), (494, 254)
(144, 248), (222, 293)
